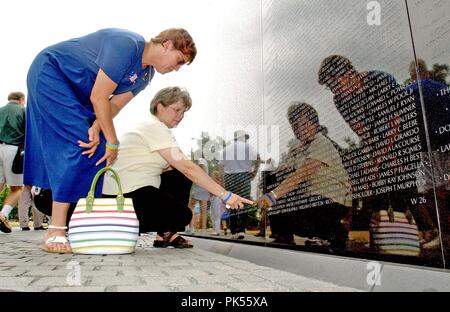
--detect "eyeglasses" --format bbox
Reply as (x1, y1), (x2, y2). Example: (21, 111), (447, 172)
(168, 106), (186, 115)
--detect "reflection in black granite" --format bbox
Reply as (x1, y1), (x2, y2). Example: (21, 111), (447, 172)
(185, 0), (449, 269)
(318, 54), (422, 257)
(261, 102), (351, 250)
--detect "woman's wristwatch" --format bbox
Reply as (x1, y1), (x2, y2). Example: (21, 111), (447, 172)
(269, 190), (278, 200)
(265, 191), (277, 205)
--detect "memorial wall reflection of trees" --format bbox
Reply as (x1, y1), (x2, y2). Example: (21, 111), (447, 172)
(189, 0), (449, 269)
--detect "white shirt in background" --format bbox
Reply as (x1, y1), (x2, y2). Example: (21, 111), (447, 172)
(221, 141), (257, 174)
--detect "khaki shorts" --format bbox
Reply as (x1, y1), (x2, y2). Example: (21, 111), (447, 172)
(0, 143), (23, 186)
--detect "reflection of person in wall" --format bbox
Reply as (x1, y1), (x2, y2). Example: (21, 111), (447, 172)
(318, 55), (404, 148)
(318, 55), (423, 254)
(256, 102), (352, 249)
(406, 59), (450, 250)
(219, 131), (260, 239)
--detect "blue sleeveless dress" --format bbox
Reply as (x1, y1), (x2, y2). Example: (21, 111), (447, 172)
(24, 28), (154, 202)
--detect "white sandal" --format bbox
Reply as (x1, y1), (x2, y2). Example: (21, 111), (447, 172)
(41, 225), (72, 253)
(48, 225), (68, 230)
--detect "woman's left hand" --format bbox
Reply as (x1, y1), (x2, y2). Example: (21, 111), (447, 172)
(224, 193), (254, 210)
(96, 147), (118, 167)
(78, 125), (101, 158)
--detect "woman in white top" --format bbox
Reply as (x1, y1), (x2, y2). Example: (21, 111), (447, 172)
(256, 102), (352, 249)
(103, 87), (253, 248)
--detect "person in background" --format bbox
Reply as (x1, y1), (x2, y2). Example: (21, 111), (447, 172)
(191, 202), (201, 230)
(18, 185), (46, 231)
(0, 92), (25, 233)
(219, 131), (260, 239)
(24, 28), (196, 253)
(187, 157), (210, 234)
(209, 171), (225, 236)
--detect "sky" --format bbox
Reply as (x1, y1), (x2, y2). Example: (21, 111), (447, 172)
(1, 0), (448, 160)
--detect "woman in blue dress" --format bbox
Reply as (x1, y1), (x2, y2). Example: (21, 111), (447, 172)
(25, 28), (196, 253)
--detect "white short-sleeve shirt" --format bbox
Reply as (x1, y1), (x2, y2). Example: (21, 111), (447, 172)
(221, 141), (257, 173)
(102, 114), (179, 195)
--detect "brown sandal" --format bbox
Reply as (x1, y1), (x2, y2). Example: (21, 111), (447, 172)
(168, 235), (193, 248)
(153, 232), (193, 248)
(153, 239), (169, 248)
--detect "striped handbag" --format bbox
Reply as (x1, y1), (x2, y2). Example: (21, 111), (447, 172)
(370, 207), (420, 256)
(68, 167), (139, 254)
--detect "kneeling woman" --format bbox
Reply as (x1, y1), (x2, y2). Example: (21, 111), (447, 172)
(102, 87), (252, 248)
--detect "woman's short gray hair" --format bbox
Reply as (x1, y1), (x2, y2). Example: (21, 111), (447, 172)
(150, 86), (192, 115)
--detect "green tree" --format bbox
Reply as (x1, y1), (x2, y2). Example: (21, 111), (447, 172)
(404, 63), (450, 86)
(430, 63), (450, 85)
(0, 186), (9, 208)
(190, 132), (227, 174)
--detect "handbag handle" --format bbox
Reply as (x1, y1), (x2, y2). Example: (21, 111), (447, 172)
(85, 167), (125, 213)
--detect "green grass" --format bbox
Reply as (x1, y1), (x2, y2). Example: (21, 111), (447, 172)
(0, 186), (19, 221)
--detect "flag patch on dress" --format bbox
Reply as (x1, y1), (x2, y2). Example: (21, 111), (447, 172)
(129, 73), (138, 84)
